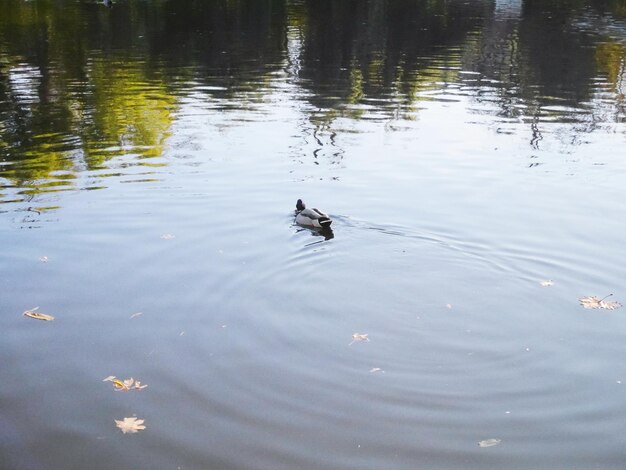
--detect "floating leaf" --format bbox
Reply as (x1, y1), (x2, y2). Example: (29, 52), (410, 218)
(23, 307), (55, 321)
(540, 280), (554, 287)
(113, 379), (128, 390)
(478, 438), (501, 448)
(105, 376), (148, 391)
(349, 333), (369, 345)
(579, 294), (622, 310)
(115, 416), (146, 434)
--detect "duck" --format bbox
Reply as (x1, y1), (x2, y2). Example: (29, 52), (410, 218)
(295, 199), (332, 228)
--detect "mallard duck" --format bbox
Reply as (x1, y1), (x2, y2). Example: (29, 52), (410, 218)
(295, 199), (332, 228)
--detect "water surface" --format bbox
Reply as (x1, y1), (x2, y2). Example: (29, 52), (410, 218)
(1, 1), (626, 468)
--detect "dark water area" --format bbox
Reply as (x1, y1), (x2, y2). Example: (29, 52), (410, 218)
(1, 0), (625, 468)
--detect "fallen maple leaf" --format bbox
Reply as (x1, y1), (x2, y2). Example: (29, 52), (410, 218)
(579, 294), (622, 310)
(115, 417), (146, 434)
(23, 307), (55, 321)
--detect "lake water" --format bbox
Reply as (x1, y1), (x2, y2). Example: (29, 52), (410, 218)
(1, 0), (626, 468)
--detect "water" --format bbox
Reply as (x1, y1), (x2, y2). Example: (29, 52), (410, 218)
(1, 1), (625, 468)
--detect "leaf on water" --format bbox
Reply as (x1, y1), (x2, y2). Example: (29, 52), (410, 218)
(106, 376), (148, 391)
(115, 416), (146, 434)
(23, 307), (55, 321)
(579, 294), (622, 310)
(540, 280), (554, 287)
(122, 378), (134, 388)
(160, 234), (175, 240)
(113, 379), (128, 390)
(478, 438), (501, 448)
(349, 333), (369, 345)
(129, 312), (143, 319)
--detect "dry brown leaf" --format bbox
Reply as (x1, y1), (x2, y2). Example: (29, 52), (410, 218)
(579, 294), (622, 310)
(478, 438), (501, 448)
(23, 307), (55, 321)
(115, 416), (146, 434)
(349, 333), (369, 345)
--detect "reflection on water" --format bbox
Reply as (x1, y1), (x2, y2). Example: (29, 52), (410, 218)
(1, 0), (624, 213)
(295, 225), (335, 243)
(1, 1), (626, 469)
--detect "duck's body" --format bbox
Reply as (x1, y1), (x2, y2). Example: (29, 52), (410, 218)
(295, 199), (332, 228)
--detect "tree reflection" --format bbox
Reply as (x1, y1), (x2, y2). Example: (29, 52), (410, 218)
(0, 0), (624, 206)
(296, 0), (489, 110)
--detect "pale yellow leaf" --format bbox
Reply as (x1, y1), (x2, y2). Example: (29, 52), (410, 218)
(109, 377), (147, 391)
(113, 379), (128, 390)
(23, 307), (55, 321)
(579, 295), (622, 310)
(115, 417), (146, 434)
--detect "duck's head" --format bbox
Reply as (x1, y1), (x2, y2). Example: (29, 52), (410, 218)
(296, 199), (305, 212)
